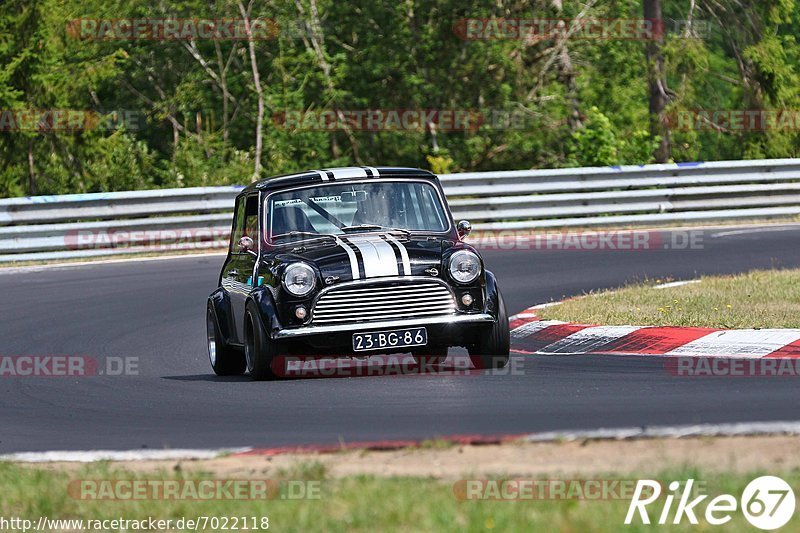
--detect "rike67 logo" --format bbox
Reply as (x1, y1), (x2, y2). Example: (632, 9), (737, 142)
(625, 476), (796, 530)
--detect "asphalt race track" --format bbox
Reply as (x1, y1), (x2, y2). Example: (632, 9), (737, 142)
(2, 225), (800, 453)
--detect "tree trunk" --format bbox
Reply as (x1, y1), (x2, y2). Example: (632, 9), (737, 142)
(27, 139), (37, 195)
(239, 0), (264, 182)
(644, 0), (671, 162)
(552, 0), (582, 130)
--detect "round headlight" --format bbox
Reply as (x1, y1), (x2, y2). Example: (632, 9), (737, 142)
(283, 263), (316, 296)
(448, 250), (481, 284)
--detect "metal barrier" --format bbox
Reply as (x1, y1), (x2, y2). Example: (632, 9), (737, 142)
(1, 159), (799, 262)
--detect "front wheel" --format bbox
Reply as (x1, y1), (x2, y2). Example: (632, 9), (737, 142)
(468, 290), (510, 369)
(207, 304), (246, 376)
(244, 302), (280, 381)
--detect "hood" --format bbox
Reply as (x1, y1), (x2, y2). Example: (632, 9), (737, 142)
(278, 233), (454, 283)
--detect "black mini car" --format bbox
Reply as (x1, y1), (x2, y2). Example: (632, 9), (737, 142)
(206, 166), (510, 380)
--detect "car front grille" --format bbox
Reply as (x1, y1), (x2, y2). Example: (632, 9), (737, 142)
(311, 279), (456, 325)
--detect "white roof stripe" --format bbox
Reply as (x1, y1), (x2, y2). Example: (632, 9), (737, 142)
(328, 167), (369, 180)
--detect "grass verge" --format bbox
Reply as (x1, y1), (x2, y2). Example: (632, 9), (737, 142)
(537, 268), (800, 329)
(1, 460), (799, 532)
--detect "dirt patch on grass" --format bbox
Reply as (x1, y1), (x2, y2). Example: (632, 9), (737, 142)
(28, 435), (800, 479)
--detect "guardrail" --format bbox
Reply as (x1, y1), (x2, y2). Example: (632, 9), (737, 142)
(1, 159), (799, 262)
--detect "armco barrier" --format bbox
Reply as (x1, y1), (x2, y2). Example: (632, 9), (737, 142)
(1, 159), (799, 262)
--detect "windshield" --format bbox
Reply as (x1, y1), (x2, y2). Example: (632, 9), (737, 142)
(265, 180), (449, 241)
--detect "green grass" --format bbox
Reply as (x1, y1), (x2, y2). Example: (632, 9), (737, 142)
(537, 269), (800, 329)
(1, 461), (799, 531)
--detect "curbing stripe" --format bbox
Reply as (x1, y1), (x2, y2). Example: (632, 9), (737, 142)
(664, 329), (800, 359)
(537, 325), (643, 355)
(509, 306), (800, 359)
(599, 326), (718, 355)
(514, 323), (592, 353)
(765, 338), (800, 358)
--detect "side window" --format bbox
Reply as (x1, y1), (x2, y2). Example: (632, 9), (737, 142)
(229, 194), (259, 253)
(243, 195), (260, 243)
(230, 197), (247, 253)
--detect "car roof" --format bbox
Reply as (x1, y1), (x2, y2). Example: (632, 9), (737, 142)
(240, 166), (438, 195)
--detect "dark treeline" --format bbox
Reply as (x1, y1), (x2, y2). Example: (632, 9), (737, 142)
(0, 0), (798, 197)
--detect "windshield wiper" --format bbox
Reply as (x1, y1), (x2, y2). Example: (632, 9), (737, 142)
(340, 225), (412, 236)
(383, 227), (411, 236)
(340, 224), (383, 233)
(272, 231), (336, 243)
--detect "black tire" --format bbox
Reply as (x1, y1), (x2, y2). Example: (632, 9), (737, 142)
(244, 302), (279, 381)
(468, 289), (510, 369)
(412, 346), (448, 367)
(207, 303), (246, 376)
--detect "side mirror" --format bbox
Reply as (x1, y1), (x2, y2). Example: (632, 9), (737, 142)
(238, 236), (255, 254)
(457, 220), (472, 240)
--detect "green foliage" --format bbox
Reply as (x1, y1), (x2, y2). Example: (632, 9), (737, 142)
(568, 107), (658, 166)
(1, 0), (799, 197)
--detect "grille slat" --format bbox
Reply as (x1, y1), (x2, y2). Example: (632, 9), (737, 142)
(313, 295), (454, 312)
(312, 279), (456, 325)
(318, 287), (449, 300)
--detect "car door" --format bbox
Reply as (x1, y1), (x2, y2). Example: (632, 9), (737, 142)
(223, 194), (260, 343)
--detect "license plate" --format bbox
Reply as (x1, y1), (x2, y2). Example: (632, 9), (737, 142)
(352, 327), (428, 352)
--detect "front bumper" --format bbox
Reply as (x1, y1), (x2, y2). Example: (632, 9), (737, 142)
(272, 313), (495, 340)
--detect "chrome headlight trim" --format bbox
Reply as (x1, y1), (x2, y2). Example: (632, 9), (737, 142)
(282, 262), (316, 297)
(448, 250), (481, 284)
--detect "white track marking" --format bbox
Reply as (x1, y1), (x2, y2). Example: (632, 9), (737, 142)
(0, 448), (251, 463)
(653, 279), (701, 289)
(711, 225), (800, 238)
(10, 421), (800, 463)
(0, 251), (226, 275)
(665, 329), (800, 358)
(537, 325), (643, 355)
(525, 421), (800, 442)
(531, 301), (564, 309)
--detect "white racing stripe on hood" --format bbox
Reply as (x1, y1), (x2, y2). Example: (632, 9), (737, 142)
(335, 236), (360, 279)
(384, 234), (411, 275)
(345, 236), (399, 277)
